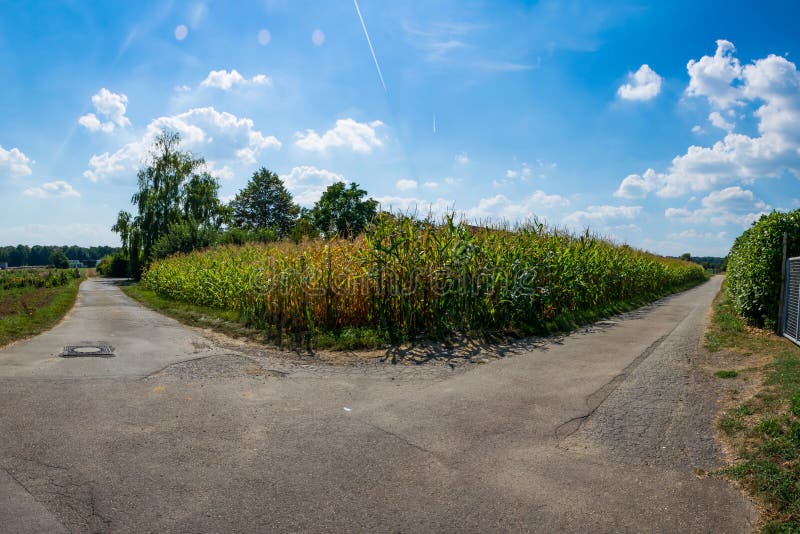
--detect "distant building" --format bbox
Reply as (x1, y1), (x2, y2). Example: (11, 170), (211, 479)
(68, 260), (84, 268)
(0, 262), (7, 270)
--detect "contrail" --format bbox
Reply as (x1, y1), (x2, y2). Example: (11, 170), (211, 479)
(353, 0), (387, 92)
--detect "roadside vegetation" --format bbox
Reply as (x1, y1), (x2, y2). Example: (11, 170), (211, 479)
(727, 210), (800, 330)
(141, 216), (706, 348)
(707, 288), (800, 532)
(710, 209), (800, 532)
(0, 268), (86, 347)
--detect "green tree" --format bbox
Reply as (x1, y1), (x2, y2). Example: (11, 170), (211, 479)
(49, 248), (69, 269)
(111, 210), (133, 255)
(182, 172), (225, 228)
(310, 182), (378, 238)
(131, 130), (205, 264)
(231, 168), (299, 237)
(680, 252), (692, 262)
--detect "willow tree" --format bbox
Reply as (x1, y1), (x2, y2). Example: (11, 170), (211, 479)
(131, 130), (205, 264)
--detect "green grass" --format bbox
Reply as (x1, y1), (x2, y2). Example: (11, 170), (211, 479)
(708, 284), (800, 531)
(716, 370), (739, 379)
(0, 274), (84, 347)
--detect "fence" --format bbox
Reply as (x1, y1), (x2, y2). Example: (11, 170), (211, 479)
(783, 256), (800, 344)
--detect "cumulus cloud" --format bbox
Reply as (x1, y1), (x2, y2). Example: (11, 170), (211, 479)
(686, 39), (742, 108)
(22, 181), (80, 199)
(708, 111), (734, 131)
(616, 40), (800, 198)
(279, 166), (343, 206)
(614, 169), (666, 199)
(295, 118), (384, 153)
(664, 186), (770, 227)
(617, 64), (663, 101)
(0, 145), (33, 176)
(78, 88), (130, 133)
(200, 69), (272, 90)
(396, 179), (418, 191)
(562, 205), (642, 229)
(84, 107), (280, 182)
(204, 161), (234, 181)
(466, 190), (569, 220)
(455, 152), (470, 165)
(374, 195), (455, 218)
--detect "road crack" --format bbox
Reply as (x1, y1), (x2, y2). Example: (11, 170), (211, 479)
(554, 333), (669, 440)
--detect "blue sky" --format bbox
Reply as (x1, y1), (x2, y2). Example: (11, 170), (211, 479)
(1, 0), (799, 256)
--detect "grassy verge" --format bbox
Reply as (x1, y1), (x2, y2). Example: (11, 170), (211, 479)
(122, 276), (707, 352)
(0, 274), (84, 348)
(707, 285), (800, 532)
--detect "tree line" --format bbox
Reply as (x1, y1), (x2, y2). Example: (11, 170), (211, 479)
(0, 245), (120, 267)
(108, 130), (379, 278)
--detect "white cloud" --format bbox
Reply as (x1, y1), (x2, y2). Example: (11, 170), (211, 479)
(396, 179), (418, 191)
(617, 41), (800, 198)
(708, 111), (734, 131)
(666, 229), (719, 240)
(422, 181), (438, 189)
(466, 190), (569, 220)
(664, 186), (770, 227)
(692, 125), (704, 134)
(686, 39), (742, 108)
(204, 161), (234, 181)
(22, 181), (80, 199)
(280, 165), (343, 207)
(200, 69), (272, 90)
(455, 152), (470, 165)
(84, 107), (280, 181)
(294, 118), (384, 153)
(312, 29), (325, 46)
(0, 145), (33, 176)
(614, 168), (666, 199)
(617, 64), (663, 101)
(374, 196), (454, 218)
(701, 186), (769, 211)
(562, 205), (642, 229)
(78, 88), (130, 133)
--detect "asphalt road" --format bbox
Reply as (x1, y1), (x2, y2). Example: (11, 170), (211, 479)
(0, 277), (756, 532)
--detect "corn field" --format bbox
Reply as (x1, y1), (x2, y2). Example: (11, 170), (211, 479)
(0, 269), (74, 290)
(143, 215), (706, 339)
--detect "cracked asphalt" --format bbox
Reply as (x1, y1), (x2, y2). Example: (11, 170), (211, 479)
(0, 276), (756, 532)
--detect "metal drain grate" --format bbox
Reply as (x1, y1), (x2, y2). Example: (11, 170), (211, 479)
(62, 342), (115, 358)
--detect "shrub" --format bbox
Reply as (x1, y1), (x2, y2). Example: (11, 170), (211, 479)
(726, 210), (800, 329)
(97, 254), (129, 277)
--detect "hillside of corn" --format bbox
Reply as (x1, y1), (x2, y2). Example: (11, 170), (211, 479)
(142, 216), (707, 345)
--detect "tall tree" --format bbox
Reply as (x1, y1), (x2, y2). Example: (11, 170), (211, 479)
(131, 130), (204, 264)
(182, 172), (224, 228)
(310, 182), (378, 238)
(230, 168), (299, 237)
(111, 210), (132, 254)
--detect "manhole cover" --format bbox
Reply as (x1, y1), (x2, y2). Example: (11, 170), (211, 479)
(62, 343), (115, 358)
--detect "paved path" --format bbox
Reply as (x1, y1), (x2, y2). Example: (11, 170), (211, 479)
(0, 277), (756, 532)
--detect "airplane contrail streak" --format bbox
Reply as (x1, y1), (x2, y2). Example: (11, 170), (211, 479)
(353, 0), (387, 92)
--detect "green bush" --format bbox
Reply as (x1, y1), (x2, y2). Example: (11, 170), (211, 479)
(97, 254), (129, 277)
(726, 210), (800, 329)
